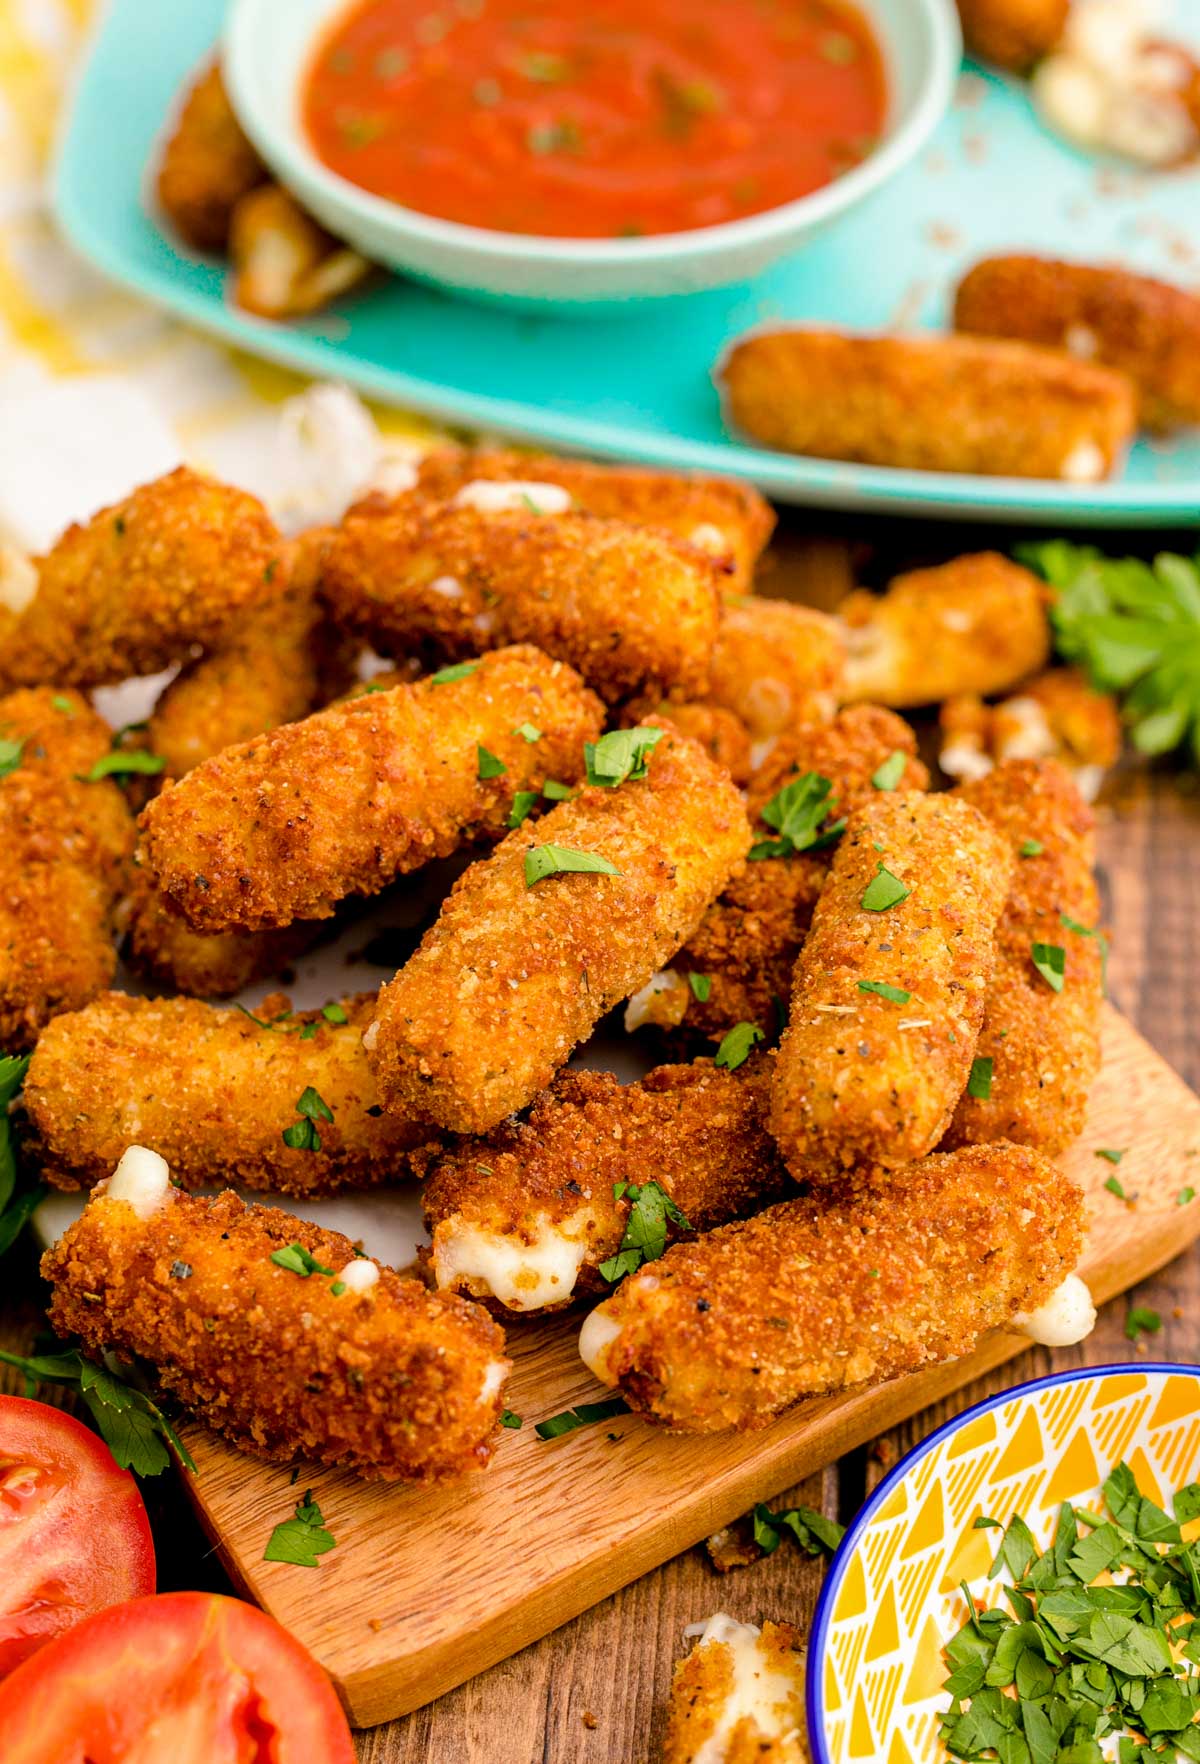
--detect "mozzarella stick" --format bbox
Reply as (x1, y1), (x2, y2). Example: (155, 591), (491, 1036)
(955, 254), (1200, 433)
(136, 644), (604, 933)
(321, 495), (721, 703)
(121, 870), (319, 998)
(0, 468), (282, 690)
(24, 990), (438, 1198)
(0, 689), (134, 1048)
(156, 60), (265, 252)
(366, 720), (751, 1134)
(770, 792), (1012, 1177)
(579, 1141), (1085, 1433)
(627, 707), (928, 1042)
(392, 445), (776, 590)
(839, 553), (1051, 708)
(42, 1158), (508, 1481)
(938, 667), (1121, 803)
(955, 0), (1069, 69)
(719, 329), (1136, 481)
(943, 759), (1102, 1156)
(422, 1059), (788, 1313)
(664, 1615), (810, 1764)
(708, 596), (845, 756)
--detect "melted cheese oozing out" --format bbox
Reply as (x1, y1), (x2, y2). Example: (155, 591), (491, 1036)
(452, 479), (572, 516)
(994, 696), (1057, 762)
(478, 1359), (508, 1405)
(434, 1213), (591, 1311)
(578, 1307), (623, 1381)
(337, 1257), (379, 1294)
(624, 968), (685, 1033)
(104, 1145), (171, 1220)
(1017, 1274), (1098, 1347)
(361, 1019), (379, 1053)
(0, 546), (37, 614)
(680, 1614), (806, 1764)
(1061, 441), (1106, 484)
(689, 522), (732, 557)
(939, 737), (994, 783)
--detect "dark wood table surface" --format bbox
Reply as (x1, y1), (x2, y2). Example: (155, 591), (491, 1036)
(5, 524), (1199, 1764)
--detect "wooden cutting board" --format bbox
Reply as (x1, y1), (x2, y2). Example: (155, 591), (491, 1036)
(179, 1004), (1200, 1728)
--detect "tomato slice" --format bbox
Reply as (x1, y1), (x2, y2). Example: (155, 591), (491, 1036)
(0, 1395), (155, 1678)
(0, 1591), (356, 1763)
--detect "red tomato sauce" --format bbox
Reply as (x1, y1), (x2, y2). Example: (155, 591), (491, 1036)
(303, 0), (889, 239)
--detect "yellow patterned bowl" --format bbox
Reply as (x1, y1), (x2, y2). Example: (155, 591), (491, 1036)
(808, 1364), (1200, 1763)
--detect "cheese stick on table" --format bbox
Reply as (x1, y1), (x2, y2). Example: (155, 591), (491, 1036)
(136, 644), (603, 933)
(121, 869), (320, 998)
(43, 1160), (508, 1481)
(718, 329), (1136, 482)
(422, 1059), (788, 1314)
(769, 791), (1012, 1178)
(664, 1615), (810, 1764)
(580, 1141), (1085, 1433)
(366, 720), (751, 1134)
(942, 758), (1102, 1156)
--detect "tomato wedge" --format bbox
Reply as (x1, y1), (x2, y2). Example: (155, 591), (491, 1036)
(0, 1590), (356, 1763)
(0, 1395), (154, 1678)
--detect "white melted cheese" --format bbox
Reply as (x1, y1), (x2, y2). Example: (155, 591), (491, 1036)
(624, 968), (685, 1033)
(994, 697), (1057, 762)
(1017, 1274), (1098, 1347)
(681, 1614), (806, 1764)
(1033, 0), (1195, 168)
(1061, 440), (1107, 484)
(478, 1359), (508, 1405)
(578, 1306), (623, 1381)
(337, 1257), (379, 1294)
(0, 546), (37, 614)
(939, 737), (994, 783)
(688, 521), (732, 557)
(433, 1212), (591, 1311)
(452, 479), (572, 516)
(103, 1145), (171, 1220)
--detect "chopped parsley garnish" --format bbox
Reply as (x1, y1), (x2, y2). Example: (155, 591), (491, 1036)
(476, 744), (506, 780)
(534, 1397), (628, 1440)
(321, 1003), (348, 1025)
(270, 1241), (334, 1277)
(1062, 911), (1110, 993)
(687, 972), (712, 1003)
(967, 1056), (994, 1101)
(541, 779), (575, 801)
(1180, 1187), (1196, 1206)
(584, 727), (663, 788)
(51, 695), (74, 715)
(0, 1344), (194, 1476)
(263, 1490), (337, 1567)
(871, 750), (908, 791)
(0, 1051), (42, 1262)
(281, 1087), (334, 1153)
(1105, 1173), (1128, 1200)
(713, 1021), (764, 1071)
(858, 980), (912, 1005)
(524, 845), (620, 887)
(80, 750), (166, 783)
(430, 660), (478, 684)
(1125, 1305), (1162, 1342)
(1095, 1147), (1126, 1165)
(513, 723), (542, 743)
(506, 791), (539, 829)
(598, 1180), (691, 1282)
(750, 770), (845, 861)
(1019, 838), (1045, 858)
(1031, 941), (1067, 992)
(499, 1409), (524, 1430)
(752, 1502), (845, 1558)
(0, 739), (23, 781)
(861, 864), (910, 912)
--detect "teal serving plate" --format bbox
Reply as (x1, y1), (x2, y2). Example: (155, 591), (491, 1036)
(55, 0), (1200, 524)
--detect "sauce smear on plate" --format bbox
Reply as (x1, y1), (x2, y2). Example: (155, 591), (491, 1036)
(304, 0), (888, 238)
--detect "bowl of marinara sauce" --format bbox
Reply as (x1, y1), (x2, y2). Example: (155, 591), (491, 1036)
(222, 0), (960, 309)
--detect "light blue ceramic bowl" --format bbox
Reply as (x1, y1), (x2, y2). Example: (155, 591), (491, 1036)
(222, 0), (961, 310)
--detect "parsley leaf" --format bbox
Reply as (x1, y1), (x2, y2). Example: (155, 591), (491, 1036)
(281, 1087), (334, 1152)
(499, 1409), (523, 1429)
(534, 1398), (628, 1440)
(1020, 838), (1045, 858)
(583, 727), (663, 788)
(524, 845), (620, 887)
(752, 1502), (845, 1557)
(687, 972), (712, 1002)
(0, 738), (24, 780)
(713, 1022), (764, 1071)
(513, 723), (542, 743)
(750, 770), (845, 861)
(598, 1180), (690, 1282)
(476, 744), (506, 780)
(541, 779), (575, 801)
(430, 661), (478, 684)
(0, 1052), (41, 1259)
(321, 1003), (348, 1025)
(79, 751), (166, 782)
(1095, 1147), (1126, 1165)
(861, 864), (910, 912)
(264, 1490), (338, 1567)
(1125, 1306), (1162, 1342)
(271, 1242), (334, 1278)
(967, 1056), (994, 1100)
(858, 980), (912, 1004)
(1031, 942), (1066, 991)
(0, 1346), (195, 1476)
(871, 750), (908, 791)
(1105, 1173), (1128, 1200)
(506, 790), (539, 828)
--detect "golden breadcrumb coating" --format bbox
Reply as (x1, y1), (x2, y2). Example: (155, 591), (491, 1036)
(955, 255), (1200, 432)
(943, 759), (1102, 1156)
(422, 1058), (788, 1312)
(1, 468), (282, 691)
(638, 707), (928, 1041)
(939, 667), (1122, 801)
(156, 60), (265, 252)
(839, 553), (1051, 708)
(366, 720), (752, 1134)
(25, 990), (439, 1197)
(663, 1618), (809, 1764)
(719, 329), (1136, 481)
(0, 689), (134, 1048)
(649, 702), (753, 786)
(121, 869), (319, 998)
(770, 791), (1012, 1177)
(582, 1141), (1083, 1432)
(392, 445), (776, 590)
(321, 498), (721, 704)
(230, 184), (370, 320)
(955, 0), (1069, 68)
(43, 1187), (508, 1481)
(147, 529), (349, 779)
(136, 644), (604, 932)
(708, 596), (845, 746)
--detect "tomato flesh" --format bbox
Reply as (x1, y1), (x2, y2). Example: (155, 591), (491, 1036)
(0, 1396), (155, 1678)
(0, 1592), (356, 1764)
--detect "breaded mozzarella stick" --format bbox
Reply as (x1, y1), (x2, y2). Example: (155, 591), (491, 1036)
(24, 991), (439, 1198)
(708, 596), (845, 755)
(0, 468), (282, 690)
(838, 554), (1051, 708)
(156, 60), (265, 251)
(121, 870), (319, 998)
(943, 759), (1102, 1156)
(394, 446), (776, 590)
(719, 329), (1136, 481)
(422, 1060), (788, 1313)
(366, 721), (751, 1134)
(136, 644), (604, 933)
(43, 1156), (509, 1481)
(664, 1615), (810, 1764)
(579, 1142), (1085, 1433)
(955, 0), (1069, 69)
(770, 792), (1012, 1177)
(0, 689), (134, 1047)
(321, 497), (721, 703)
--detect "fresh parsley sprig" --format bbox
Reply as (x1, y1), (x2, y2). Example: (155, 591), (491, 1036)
(281, 1087), (334, 1152)
(264, 1490), (338, 1566)
(0, 1053), (43, 1260)
(583, 727), (663, 788)
(534, 1397), (628, 1440)
(0, 1346), (195, 1477)
(598, 1180), (691, 1282)
(750, 770), (845, 862)
(752, 1502), (845, 1558)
